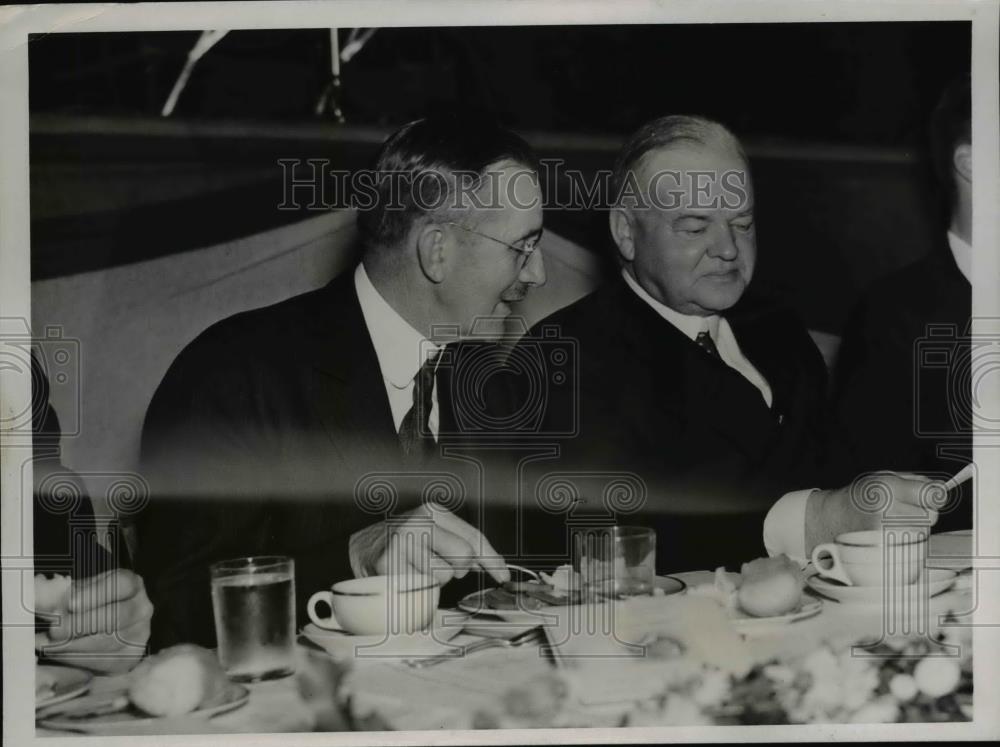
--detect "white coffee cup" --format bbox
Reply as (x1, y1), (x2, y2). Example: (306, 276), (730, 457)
(811, 528), (928, 587)
(307, 574), (440, 636)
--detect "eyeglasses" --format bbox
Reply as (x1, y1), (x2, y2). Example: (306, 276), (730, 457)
(443, 221), (543, 269)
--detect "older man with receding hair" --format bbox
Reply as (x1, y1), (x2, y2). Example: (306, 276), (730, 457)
(509, 115), (942, 571)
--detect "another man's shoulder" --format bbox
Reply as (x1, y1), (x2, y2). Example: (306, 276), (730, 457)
(845, 249), (969, 343)
(173, 277), (345, 373)
(523, 280), (624, 340)
(727, 287), (810, 334)
(861, 249), (966, 313)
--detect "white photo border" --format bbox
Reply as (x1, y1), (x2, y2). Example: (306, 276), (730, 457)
(2, 1), (998, 745)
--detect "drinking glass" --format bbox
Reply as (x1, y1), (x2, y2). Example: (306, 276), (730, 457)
(210, 555), (296, 682)
(572, 526), (656, 598)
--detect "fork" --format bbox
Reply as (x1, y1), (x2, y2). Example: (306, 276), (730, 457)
(403, 626), (544, 668)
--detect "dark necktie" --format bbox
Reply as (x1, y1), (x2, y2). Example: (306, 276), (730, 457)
(695, 330), (721, 359)
(398, 350), (440, 463)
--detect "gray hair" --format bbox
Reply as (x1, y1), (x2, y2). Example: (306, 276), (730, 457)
(612, 115), (747, 207)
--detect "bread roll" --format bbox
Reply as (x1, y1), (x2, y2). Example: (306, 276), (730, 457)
(736, 555), (804, 618)
(128, 644), (229, 716)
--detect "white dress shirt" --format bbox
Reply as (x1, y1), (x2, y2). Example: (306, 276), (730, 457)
(947, 230), (971, 283)
(354, 264), (442, 438)
(762, 488), (814, 565)
(619, 270), (807, 559)
(621, 269), (774, 408)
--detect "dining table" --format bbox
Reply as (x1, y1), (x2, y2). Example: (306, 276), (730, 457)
(35, 551), (976, 737)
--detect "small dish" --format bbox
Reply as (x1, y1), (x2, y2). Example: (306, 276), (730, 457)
(36, 665), (92, 710)
(300, 609), (467, 659)
(806, 568), (958, 605)
(458, 575), (687, 625)
(38, 683), (248, 733)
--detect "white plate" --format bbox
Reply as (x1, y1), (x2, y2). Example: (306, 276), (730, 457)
(38, 683), (249, 734)
(301, 609), (468, 659)
(728, 597), (824, 633)
(806, 568), (958, 605)
(927, 529), (973, 570)
(457, 575), (687, 625)
(36, 665), (92, 710)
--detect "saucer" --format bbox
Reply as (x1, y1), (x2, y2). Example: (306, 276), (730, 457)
(38, 681), (248, 733)
(927, 529), (973, 571)
(300, 609), (467, 659)
(729, 597), (824, 633)
(457, 575), (686, 625)
(806, 568), (958, 605)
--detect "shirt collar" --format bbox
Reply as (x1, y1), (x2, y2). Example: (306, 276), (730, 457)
(354, 263), (439, 389)
(947, 231), (972, 283)
(621, 269), (719, 342)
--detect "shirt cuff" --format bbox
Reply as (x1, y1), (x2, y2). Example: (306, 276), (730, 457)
(762, 488), (816, 567)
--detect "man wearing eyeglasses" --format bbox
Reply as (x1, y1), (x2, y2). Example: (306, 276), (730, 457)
(136, 114), (546, 650)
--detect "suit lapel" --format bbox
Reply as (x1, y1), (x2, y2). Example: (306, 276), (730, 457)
(610, 280), (778, 460)
(299, 271), (400, 466)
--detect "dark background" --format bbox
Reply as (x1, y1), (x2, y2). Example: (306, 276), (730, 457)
(29, 23), (971, 332)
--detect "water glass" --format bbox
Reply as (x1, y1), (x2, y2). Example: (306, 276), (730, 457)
(210, 555), (296, 682)
(573, 526), (656, 598)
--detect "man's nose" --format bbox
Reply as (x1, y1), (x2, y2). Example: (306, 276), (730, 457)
(708, 226), (739, 261)
(519, 249), (547, 287)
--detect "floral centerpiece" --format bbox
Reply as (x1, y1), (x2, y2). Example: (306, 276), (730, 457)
(468, 626), (972, 728)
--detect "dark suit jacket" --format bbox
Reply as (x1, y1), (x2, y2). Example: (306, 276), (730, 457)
(136, 269), (495, 650)
(833, 241), (972, 529)
(502, 278), (849, 572)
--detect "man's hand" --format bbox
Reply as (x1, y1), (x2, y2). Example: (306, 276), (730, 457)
(349, 503), (510, 586)
(35, 569), (154, 674)
(805, 471), (945, 555)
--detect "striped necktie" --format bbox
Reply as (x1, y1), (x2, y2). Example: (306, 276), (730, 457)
(398, 349), (441, 463)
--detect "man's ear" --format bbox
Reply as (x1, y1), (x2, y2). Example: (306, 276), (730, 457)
(953, 142), (972, 185)
(609, 208), (636, 263)
(415, 223), (447, 283)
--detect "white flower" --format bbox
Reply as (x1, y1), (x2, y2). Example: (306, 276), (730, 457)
(914, 657), (961, 697)
(803, 679), (841, 713)
(691, 670), (730, 708)
(763, 664), (795, 687)
(883, 635), (910, 652)
(624, 694), (710, 726)
(661, 694), (711, 725)
(803, 647), (839, 680)
(889, 673), (918, 702)
(660, 657), (704, 688)
(849, 695), (899, 724)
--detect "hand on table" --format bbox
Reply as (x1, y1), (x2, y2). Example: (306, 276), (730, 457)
(35, 569), (154, 674)
(349, 502), (510, 585)
(806, 471), (945, 554)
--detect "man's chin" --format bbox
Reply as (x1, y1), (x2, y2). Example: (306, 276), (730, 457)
(493, 301), (513, 317)
(695, 281), (746, 313)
